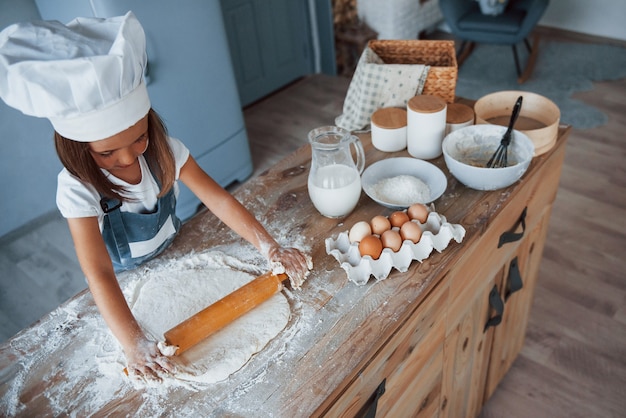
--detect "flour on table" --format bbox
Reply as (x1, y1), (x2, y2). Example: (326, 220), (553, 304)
(126, 253), (291, 386)
(369, 174), (431, 206)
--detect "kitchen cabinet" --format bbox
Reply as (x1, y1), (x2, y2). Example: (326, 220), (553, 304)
(0, 117), (570, 416)
(483, 210), (552, 400)
(0, 3), (65, 237)
(319, 125), (567, 417)
(324, 278), (447, 417)
(220, 0), (314, 106)
(440, 158), (562, 417)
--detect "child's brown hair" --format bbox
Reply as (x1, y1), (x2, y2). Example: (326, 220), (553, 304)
(54, 109), (176, 201)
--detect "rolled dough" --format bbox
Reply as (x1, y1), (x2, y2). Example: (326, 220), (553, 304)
(129, 264), (290, 385)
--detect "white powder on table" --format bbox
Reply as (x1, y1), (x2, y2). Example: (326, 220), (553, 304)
(1, 212), (315, 414)
(369, 175), (431, 206)
(0, 250), (305, 416)
(124, 252), (291, 387)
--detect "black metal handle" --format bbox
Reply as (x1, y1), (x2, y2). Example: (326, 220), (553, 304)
(362, 378), (386, 418)
(503, 96), (523, 142)
(484, 285), (504, 332)
(505, 257), (524, 301)
(498, 207), (527, 248)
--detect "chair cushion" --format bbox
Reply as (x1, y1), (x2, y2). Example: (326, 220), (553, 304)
(457, 9), (526, 34)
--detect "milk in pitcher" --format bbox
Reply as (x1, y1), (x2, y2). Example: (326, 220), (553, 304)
(308, 164), (361, 218)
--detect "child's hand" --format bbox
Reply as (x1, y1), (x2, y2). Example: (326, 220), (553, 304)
(267, 246), (313, 289)
(125, 337), (176, 381)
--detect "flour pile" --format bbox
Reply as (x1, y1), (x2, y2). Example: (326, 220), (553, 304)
(128, 262), (290, 385)
(370, 174), (431, 206)
(0, 249), (310, 415)
(93, 251), (291, 390)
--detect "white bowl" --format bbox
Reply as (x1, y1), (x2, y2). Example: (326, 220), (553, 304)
(361, 157), (447, 209)
(442, 125), (534, 191)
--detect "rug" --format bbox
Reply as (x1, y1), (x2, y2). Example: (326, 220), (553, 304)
(455, 40), (626, 130)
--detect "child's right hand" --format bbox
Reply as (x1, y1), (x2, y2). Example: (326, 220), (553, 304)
(267, 245), (313, 289)
(125, 337), (176, 381)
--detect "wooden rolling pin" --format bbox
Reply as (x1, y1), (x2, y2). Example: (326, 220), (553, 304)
(164, 271), (288, 355)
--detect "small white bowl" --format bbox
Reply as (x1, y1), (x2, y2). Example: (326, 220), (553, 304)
(361, 157), (447, 209)
(442, 125), (534, 191)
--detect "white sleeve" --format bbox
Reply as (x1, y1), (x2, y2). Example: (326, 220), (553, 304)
(168, 136), (190, 179)
(56, 169), (103, 219)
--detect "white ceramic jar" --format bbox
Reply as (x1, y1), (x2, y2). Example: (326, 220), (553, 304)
(407, 95), (447, 159)
(371, 107), (408, 152)
(445, 102), (475, 135)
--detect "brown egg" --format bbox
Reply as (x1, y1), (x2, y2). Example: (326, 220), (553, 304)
(348, 221), (372, 243)
(407, 203), (429, 223)
(381, 229), (402, 252)
(389, 211), (410, 228)
(370, 215), (391, 235)
(400, 221), (423, 243)
(358, 235), (383, 259)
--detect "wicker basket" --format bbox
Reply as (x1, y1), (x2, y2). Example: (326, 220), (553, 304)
(368, 40), (458, 103)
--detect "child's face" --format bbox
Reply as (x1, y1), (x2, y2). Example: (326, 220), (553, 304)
(88, 115), (149, 175)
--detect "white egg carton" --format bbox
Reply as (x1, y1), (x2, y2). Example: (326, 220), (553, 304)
(325, 211), (466, 285)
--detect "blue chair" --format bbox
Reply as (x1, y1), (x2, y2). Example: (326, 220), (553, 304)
(439, 0), (549, 83)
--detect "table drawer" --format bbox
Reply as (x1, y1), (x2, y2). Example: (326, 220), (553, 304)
(447, 134), (566, 305)
(322, 279), (448, 417)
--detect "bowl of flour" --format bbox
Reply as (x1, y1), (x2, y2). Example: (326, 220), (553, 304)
(361, 157), (447, 209)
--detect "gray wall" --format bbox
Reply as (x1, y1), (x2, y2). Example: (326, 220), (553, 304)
(0, 0), (61, 237)
(541, 0), (626, 42)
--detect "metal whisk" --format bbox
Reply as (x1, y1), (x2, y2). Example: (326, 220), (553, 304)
(486, 96), (523, 168)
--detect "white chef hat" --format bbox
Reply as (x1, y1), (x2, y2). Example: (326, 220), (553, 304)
(0, 11), (150, 142)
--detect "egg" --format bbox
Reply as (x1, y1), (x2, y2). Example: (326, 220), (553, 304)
(370, 215), (391, 235)
(348, 221), (372, 243)
(389, 211), (410, 228)
(358, 235), (383, 259)
(407, 203), (429, 223)
(400, 221), (423, 243)
(381, 229), (402, 252)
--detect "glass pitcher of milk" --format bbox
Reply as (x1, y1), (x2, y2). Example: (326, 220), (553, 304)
(308, 126), (365, 218)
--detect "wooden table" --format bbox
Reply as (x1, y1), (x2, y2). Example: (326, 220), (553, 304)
(0, 126), (570, 417)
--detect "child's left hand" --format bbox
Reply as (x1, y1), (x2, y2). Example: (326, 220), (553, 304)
(267, 246), (312, 289)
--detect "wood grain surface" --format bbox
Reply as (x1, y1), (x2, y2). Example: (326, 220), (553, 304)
(241, 74), (626, 417)
(0, 89), (572, 415)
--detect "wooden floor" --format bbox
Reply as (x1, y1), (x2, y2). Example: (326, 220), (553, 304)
(1, 35), (625, 417)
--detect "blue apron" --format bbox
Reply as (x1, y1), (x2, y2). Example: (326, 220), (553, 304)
(100, 174), (181, 272)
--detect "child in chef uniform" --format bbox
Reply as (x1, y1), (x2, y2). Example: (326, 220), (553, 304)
(0, 12), (311, 381)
